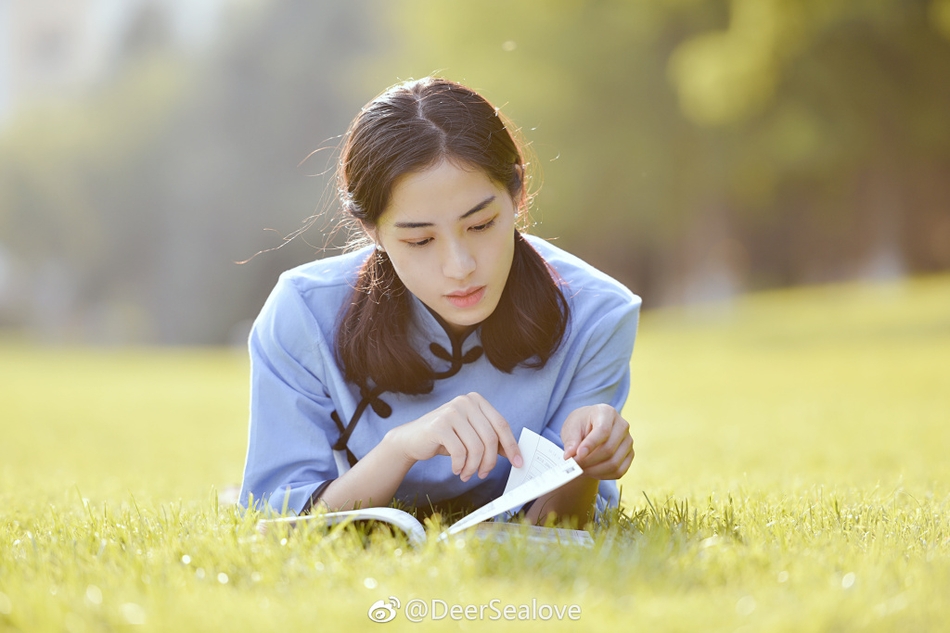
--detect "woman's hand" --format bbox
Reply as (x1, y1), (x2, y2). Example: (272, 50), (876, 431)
(384, 392), (523, 482)
(560, 404), (634, 480)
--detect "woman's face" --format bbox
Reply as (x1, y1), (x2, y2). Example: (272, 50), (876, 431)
(371, 160), (517, 334)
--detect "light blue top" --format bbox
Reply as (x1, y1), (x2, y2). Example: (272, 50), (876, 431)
(239, 235), (641, 514)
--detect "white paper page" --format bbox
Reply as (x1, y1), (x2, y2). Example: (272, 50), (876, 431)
(444, 454), (582, 536)
(502, 428), (570, 495)
(321, 508), (428, 548)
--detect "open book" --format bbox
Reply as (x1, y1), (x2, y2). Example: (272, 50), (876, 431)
(257, 429), (594, 547)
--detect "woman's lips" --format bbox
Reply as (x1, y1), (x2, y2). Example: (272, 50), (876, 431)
(446, 286), (486, 308)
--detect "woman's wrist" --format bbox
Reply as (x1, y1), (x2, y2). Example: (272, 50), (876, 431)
(380, 427), (419, 472)
(319, 431), (416, 511)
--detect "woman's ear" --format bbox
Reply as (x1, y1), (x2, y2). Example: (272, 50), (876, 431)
(512, 163), (527, 215)
(360, 222), (385, 251)
(512, 163), (524, 197)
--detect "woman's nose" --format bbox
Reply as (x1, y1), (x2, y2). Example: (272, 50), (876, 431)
(442, 240), (476, 279)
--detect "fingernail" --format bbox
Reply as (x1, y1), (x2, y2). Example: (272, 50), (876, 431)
(513, 455), (523, 468)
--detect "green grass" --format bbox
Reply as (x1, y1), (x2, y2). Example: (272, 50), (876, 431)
(2, 275), (949, 632)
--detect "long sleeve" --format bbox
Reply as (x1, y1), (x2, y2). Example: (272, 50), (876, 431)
(238, 275), (342, 514)
(545, 296), (640, 507)
(527, 238), (642, 507)
(541, 298), (640, 443)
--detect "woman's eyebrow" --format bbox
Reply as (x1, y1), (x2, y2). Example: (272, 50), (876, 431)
(393, 195), (496, 229)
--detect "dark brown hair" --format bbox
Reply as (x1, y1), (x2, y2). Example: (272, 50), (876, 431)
(336, 77), (568, 395)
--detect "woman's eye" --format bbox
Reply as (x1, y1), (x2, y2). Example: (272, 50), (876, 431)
(471, 218), (496, 232)
(406, 238), (432, 247)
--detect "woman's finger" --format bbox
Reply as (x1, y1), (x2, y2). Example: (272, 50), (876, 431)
(585, 434), (634, 479)
(454, 423), (486, 482)
(573, 406), (615, 460)
(561, 410), (590, 459)
(457, 399), (500, 479)
(437, 426), (469, 478)
(577, 414), (630, 468)
(448, 395), (498, 480)
(471, 393), (522, 469)
(468, 419), (501, 479)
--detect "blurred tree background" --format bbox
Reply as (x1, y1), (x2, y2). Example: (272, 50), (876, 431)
(1, 0), (949, 345)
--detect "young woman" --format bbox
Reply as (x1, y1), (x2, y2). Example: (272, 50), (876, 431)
(239, 77), (641, 525)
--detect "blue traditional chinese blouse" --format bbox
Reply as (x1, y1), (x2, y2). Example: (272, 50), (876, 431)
(239, 235), (641, 514)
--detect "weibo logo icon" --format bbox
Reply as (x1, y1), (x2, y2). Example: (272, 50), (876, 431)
(368, 596), (400, 623)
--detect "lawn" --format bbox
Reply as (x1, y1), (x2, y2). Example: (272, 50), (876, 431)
(1, 275), (948, 632)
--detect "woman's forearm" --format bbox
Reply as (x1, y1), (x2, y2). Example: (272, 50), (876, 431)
(316, 432), (416, 512)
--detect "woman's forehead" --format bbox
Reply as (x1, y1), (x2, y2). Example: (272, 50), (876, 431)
(380, 162), (505, 228)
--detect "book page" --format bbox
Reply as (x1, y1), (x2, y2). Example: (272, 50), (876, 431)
(322, 507), (427, 548)
(502, 428), (570, 495)
(444, 431), (582, 536)
(257, 507), (427, 548)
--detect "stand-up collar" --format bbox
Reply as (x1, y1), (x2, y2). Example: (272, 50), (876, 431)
(408, 293), (484, 376)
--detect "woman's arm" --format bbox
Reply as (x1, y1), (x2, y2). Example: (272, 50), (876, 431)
(316, 432), (416, 511)
(316, 392), (524, 512)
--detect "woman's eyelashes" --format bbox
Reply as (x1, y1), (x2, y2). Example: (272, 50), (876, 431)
(471, 216), (497, 232)
(402, 215), (498, 248)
